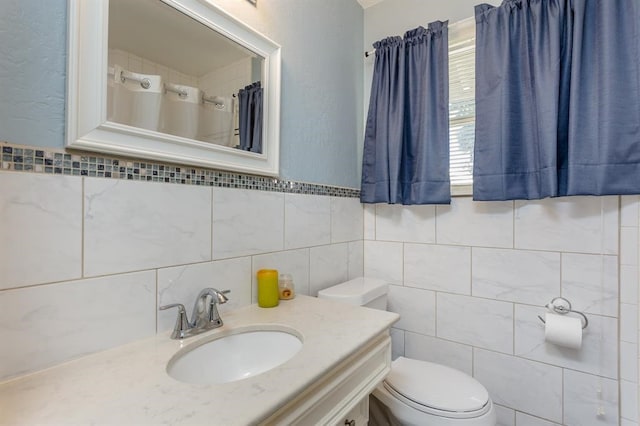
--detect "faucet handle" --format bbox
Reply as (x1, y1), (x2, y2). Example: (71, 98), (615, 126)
(206, 290), (230, 326)
(159, 303), (191, 339)
(215, 289), (231, 304)
(159, 302), (188, 313)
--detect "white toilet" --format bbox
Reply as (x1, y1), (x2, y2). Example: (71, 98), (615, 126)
(318, 277), (496, 426)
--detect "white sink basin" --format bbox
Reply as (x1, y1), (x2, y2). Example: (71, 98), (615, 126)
(167, 329), (303, 384)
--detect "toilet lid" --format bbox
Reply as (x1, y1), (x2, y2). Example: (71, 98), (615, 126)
(317, 277), (387, 306)
(385, 357), (489, 413)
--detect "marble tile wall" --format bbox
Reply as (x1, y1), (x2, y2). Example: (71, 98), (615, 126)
(364, 195), (639, 426)
(619, 196), (640, 425)
(0, 171), (363, 381)
(2, 160), (639, 425)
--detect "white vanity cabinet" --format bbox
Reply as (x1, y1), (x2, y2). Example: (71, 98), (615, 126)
(264, 332), (391, 425)
(339, 397), (370, 426)
(0, 296), (398, 425)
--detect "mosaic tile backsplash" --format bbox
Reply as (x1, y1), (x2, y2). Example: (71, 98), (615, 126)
(1, 141), (360, 198)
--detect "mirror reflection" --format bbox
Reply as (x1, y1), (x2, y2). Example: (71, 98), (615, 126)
(107, 0), (264, 153)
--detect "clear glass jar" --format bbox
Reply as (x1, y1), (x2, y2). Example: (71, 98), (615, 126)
(278, 273), (295, 300)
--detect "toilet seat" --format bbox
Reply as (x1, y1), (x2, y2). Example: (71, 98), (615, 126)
(383, 357), (492, 420)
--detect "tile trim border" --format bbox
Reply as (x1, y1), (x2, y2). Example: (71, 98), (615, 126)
(1, 141), (360, 198)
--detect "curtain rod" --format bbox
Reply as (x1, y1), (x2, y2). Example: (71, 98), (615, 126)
(363, 16), (474, 58)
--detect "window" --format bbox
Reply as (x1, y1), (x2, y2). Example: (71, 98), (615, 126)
(448, 17), (476, 195)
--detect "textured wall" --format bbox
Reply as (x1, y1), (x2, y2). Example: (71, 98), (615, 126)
(0, 0), (364, 188)
(0, 0), (67, 148)
(209, 0), (364, 188)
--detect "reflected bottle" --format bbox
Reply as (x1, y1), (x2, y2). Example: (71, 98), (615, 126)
(257, 269), (279, 308)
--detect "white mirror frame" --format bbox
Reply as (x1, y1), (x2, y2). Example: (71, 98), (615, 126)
(66, 0), (281, 176)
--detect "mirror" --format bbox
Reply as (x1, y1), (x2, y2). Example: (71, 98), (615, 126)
(67, 0), (281, 176)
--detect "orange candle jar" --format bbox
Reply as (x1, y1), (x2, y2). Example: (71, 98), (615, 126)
(257, 269), (279, 308)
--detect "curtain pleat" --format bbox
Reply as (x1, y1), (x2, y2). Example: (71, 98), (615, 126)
(563, 0), (640, 195)
(402, 23), (451, 204)
(361, 22), (451, 205)
(473, 0), (568, 200)
(361, 36), (405, 204)
(473, 0), (640, 201)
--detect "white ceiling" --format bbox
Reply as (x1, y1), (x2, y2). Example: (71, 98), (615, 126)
(357, 0), (386, 9)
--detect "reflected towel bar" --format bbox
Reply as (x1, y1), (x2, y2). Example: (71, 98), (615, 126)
(119, 69), (151, 90)
(202, 94), (227, 109)
(165, 83), (188, 98)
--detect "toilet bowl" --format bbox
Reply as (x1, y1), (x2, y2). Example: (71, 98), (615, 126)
(318, 277), (496, 426)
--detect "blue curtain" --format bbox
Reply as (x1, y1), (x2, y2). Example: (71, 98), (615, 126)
(361, 36), (405, 204)
(361, 22), (451, 205)
(473, 0), (640, 201)
(238, 81), (263, 153)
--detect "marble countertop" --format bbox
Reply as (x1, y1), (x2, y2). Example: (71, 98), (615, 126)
(0, 296), (399, 425)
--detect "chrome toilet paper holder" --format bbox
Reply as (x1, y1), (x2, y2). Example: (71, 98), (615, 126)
(537, 296), (589, 330)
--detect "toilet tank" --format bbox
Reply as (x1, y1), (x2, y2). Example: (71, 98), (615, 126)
(317, 277), (388, 310)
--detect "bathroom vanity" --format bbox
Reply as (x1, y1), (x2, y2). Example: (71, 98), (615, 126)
(0, 295), (398, 425)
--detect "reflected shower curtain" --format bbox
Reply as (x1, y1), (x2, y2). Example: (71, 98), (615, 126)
(238, 81), (263, 153)
(473, 0), (640, 201)
(361, 22), (450, 205)
(108, 65), (163, 132)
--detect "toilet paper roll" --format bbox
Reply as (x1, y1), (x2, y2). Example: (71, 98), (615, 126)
(544, 312), (582, 349)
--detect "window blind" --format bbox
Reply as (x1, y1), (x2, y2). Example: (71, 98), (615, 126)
(448, 18), (476, 191)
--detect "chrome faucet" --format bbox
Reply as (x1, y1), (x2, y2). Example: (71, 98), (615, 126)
(159, 288), (230, 339)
